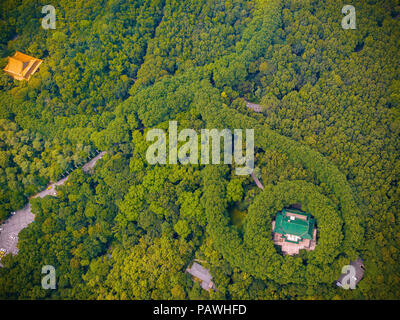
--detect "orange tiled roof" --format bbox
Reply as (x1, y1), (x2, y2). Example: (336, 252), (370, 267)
(3, 51), (43, 81)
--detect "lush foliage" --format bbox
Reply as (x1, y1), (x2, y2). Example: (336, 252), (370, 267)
(0, 0), (399, 300)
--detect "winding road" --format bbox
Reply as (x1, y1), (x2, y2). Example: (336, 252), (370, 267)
(0, 151), (106, 266)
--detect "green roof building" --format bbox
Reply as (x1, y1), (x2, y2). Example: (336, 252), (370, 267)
(273, 208), (315, 244)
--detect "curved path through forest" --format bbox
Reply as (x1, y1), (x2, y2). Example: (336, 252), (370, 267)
(0, 101), (259, 265)
(0, 151), (106, 266)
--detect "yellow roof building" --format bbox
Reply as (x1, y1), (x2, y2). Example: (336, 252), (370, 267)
(3, 51), (43, 81)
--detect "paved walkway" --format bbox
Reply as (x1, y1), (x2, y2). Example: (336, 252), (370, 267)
(0, 152), (106, 266)
(82, 151), (106, 172)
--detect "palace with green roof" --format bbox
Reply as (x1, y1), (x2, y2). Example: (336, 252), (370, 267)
(273, 209), (315, 243)
(272, 208), (317, 255)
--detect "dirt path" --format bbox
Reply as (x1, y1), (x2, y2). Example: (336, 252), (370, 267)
(251, 171), (264, 190)
(245, 100), (263, 113)
(243, 100), (265, 190)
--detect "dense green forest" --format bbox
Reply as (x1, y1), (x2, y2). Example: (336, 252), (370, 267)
(0, 0), (399, 299)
